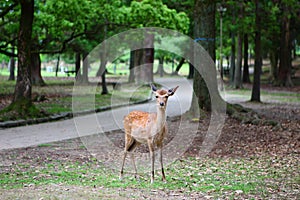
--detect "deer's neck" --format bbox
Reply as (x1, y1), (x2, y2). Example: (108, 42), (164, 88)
(156, 108), (166, 130)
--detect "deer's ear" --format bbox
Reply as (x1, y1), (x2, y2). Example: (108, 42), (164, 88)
(150, 83), (157, 92)
(168, 86), (179, 96)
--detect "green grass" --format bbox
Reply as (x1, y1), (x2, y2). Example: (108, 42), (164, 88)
(0, 76), (150, 120)
(0, 156), (298, 198)
(225, 86), (300, 103)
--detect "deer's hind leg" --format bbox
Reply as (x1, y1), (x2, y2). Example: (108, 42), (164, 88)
(120, 133), (139, 180)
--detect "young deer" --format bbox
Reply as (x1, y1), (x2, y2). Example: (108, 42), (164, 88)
(120, 84), (179, 183)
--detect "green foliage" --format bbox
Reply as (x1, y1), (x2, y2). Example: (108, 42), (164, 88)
(1, 0), (190, 60)
(0, 1), (19, 56)
(129, 0), (189, 33)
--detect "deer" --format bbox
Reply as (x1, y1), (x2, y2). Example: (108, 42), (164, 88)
(119, 83), (179, 184)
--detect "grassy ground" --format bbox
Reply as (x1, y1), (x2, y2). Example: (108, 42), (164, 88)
(0, 76), (150, 121)
(1, 155), (298, 199)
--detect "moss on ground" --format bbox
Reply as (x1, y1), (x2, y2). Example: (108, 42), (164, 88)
(0, 98), (48, 121)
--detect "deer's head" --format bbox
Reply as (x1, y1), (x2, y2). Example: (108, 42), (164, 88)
(150, 84), (179, 109)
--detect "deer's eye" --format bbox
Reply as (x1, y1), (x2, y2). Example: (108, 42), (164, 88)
(165, 96), (168, 99)
(155, 96), (159, 98)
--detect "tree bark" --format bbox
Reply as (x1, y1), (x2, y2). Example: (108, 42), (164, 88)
(269, 47), (279, 83)
(142, 32), (154, 83)
(229, 32), (236, 85)
(99, 48), (108, 94)
(234, 3), (243, 88)
(191, 0), (216, 112)
(133, 49), (144, 84)
(243, 34), (251, 83)
(174, 57), (185, 74)
(251, 0), (262, 102)
(82, 52), (89, 84)
(12, 0), (34, 104)
(55, 55), (60, 77)
(134, 32), (154, 84)
(157, 56), (164, 77)
(75, 52), (81, 81)
(128, 50), (135, 82)
(31, 52), (46, 86)
(187, 63), (194, 79)
(234, 32), (243, 88)
(8, 46), (15, 81)
(277, 3), (293, 86)
(229, 4), (236, 85)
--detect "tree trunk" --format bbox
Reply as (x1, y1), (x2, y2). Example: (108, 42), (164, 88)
(230, 32), (236, 85)
(191, 0), (216, 112)
(133, 49), (144, 84)
(277, 3), (293, 86)
(128, 50), (135, 82)
(101, 68), (108, 95)
(234, 3), (243, 89)
(157, 56), (164, 77)
(8, 46), (15, 81)
(99, 48), (108, 94)
(269, 47), (279, 83)
(12, 0), (34, 104)
(31, 52), (46, 86)
(142, 32), (154, 83)
(75, 52), (81, 81)
(134, 32), (154, 84)
(234, 32), (243, 88)
(229, 4), (236, 85)
(243, 34), (251, 83)
(251, 0), (262, 102)
(55, 55), (60, 77)
(187, 63), (194, 79)
(174, 57), (185, 74)
(82, 52), (89, 84)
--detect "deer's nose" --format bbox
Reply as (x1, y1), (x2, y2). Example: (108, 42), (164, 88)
(160, 102), (165, 107)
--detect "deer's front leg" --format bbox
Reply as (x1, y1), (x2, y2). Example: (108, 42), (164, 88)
(158, 146), (166, 182)
(147, 139), (155, 184)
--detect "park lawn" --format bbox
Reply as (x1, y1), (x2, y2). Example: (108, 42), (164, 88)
(0, 76), (150, 121)
(0, 152), (298, 199)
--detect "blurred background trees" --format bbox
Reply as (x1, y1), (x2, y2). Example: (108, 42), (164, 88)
(0, 0), (299, 116)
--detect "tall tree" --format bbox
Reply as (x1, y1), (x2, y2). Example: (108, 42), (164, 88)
(127, 0), (189, 83)
(233, 1), (244, 89)
(10, 0), (37, 114)
(250, 0), (262, 102)
(31, 49), (45, 86)
(8, 45), (15, 81)
(277, 1), (293, 86)
(192, 0), (215, 112)
(82, 51), (89, 84)
(134, 32), (155, 84)
(242, 33), (250, 83)
(265, 1), (280, 83)
(229, 4), (236, 85)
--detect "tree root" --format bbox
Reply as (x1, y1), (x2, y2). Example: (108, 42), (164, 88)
(0, 99), (48, 121)
(226, 103), (279, 126)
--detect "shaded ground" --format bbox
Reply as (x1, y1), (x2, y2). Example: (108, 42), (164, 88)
(0, 100), (299, 199)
